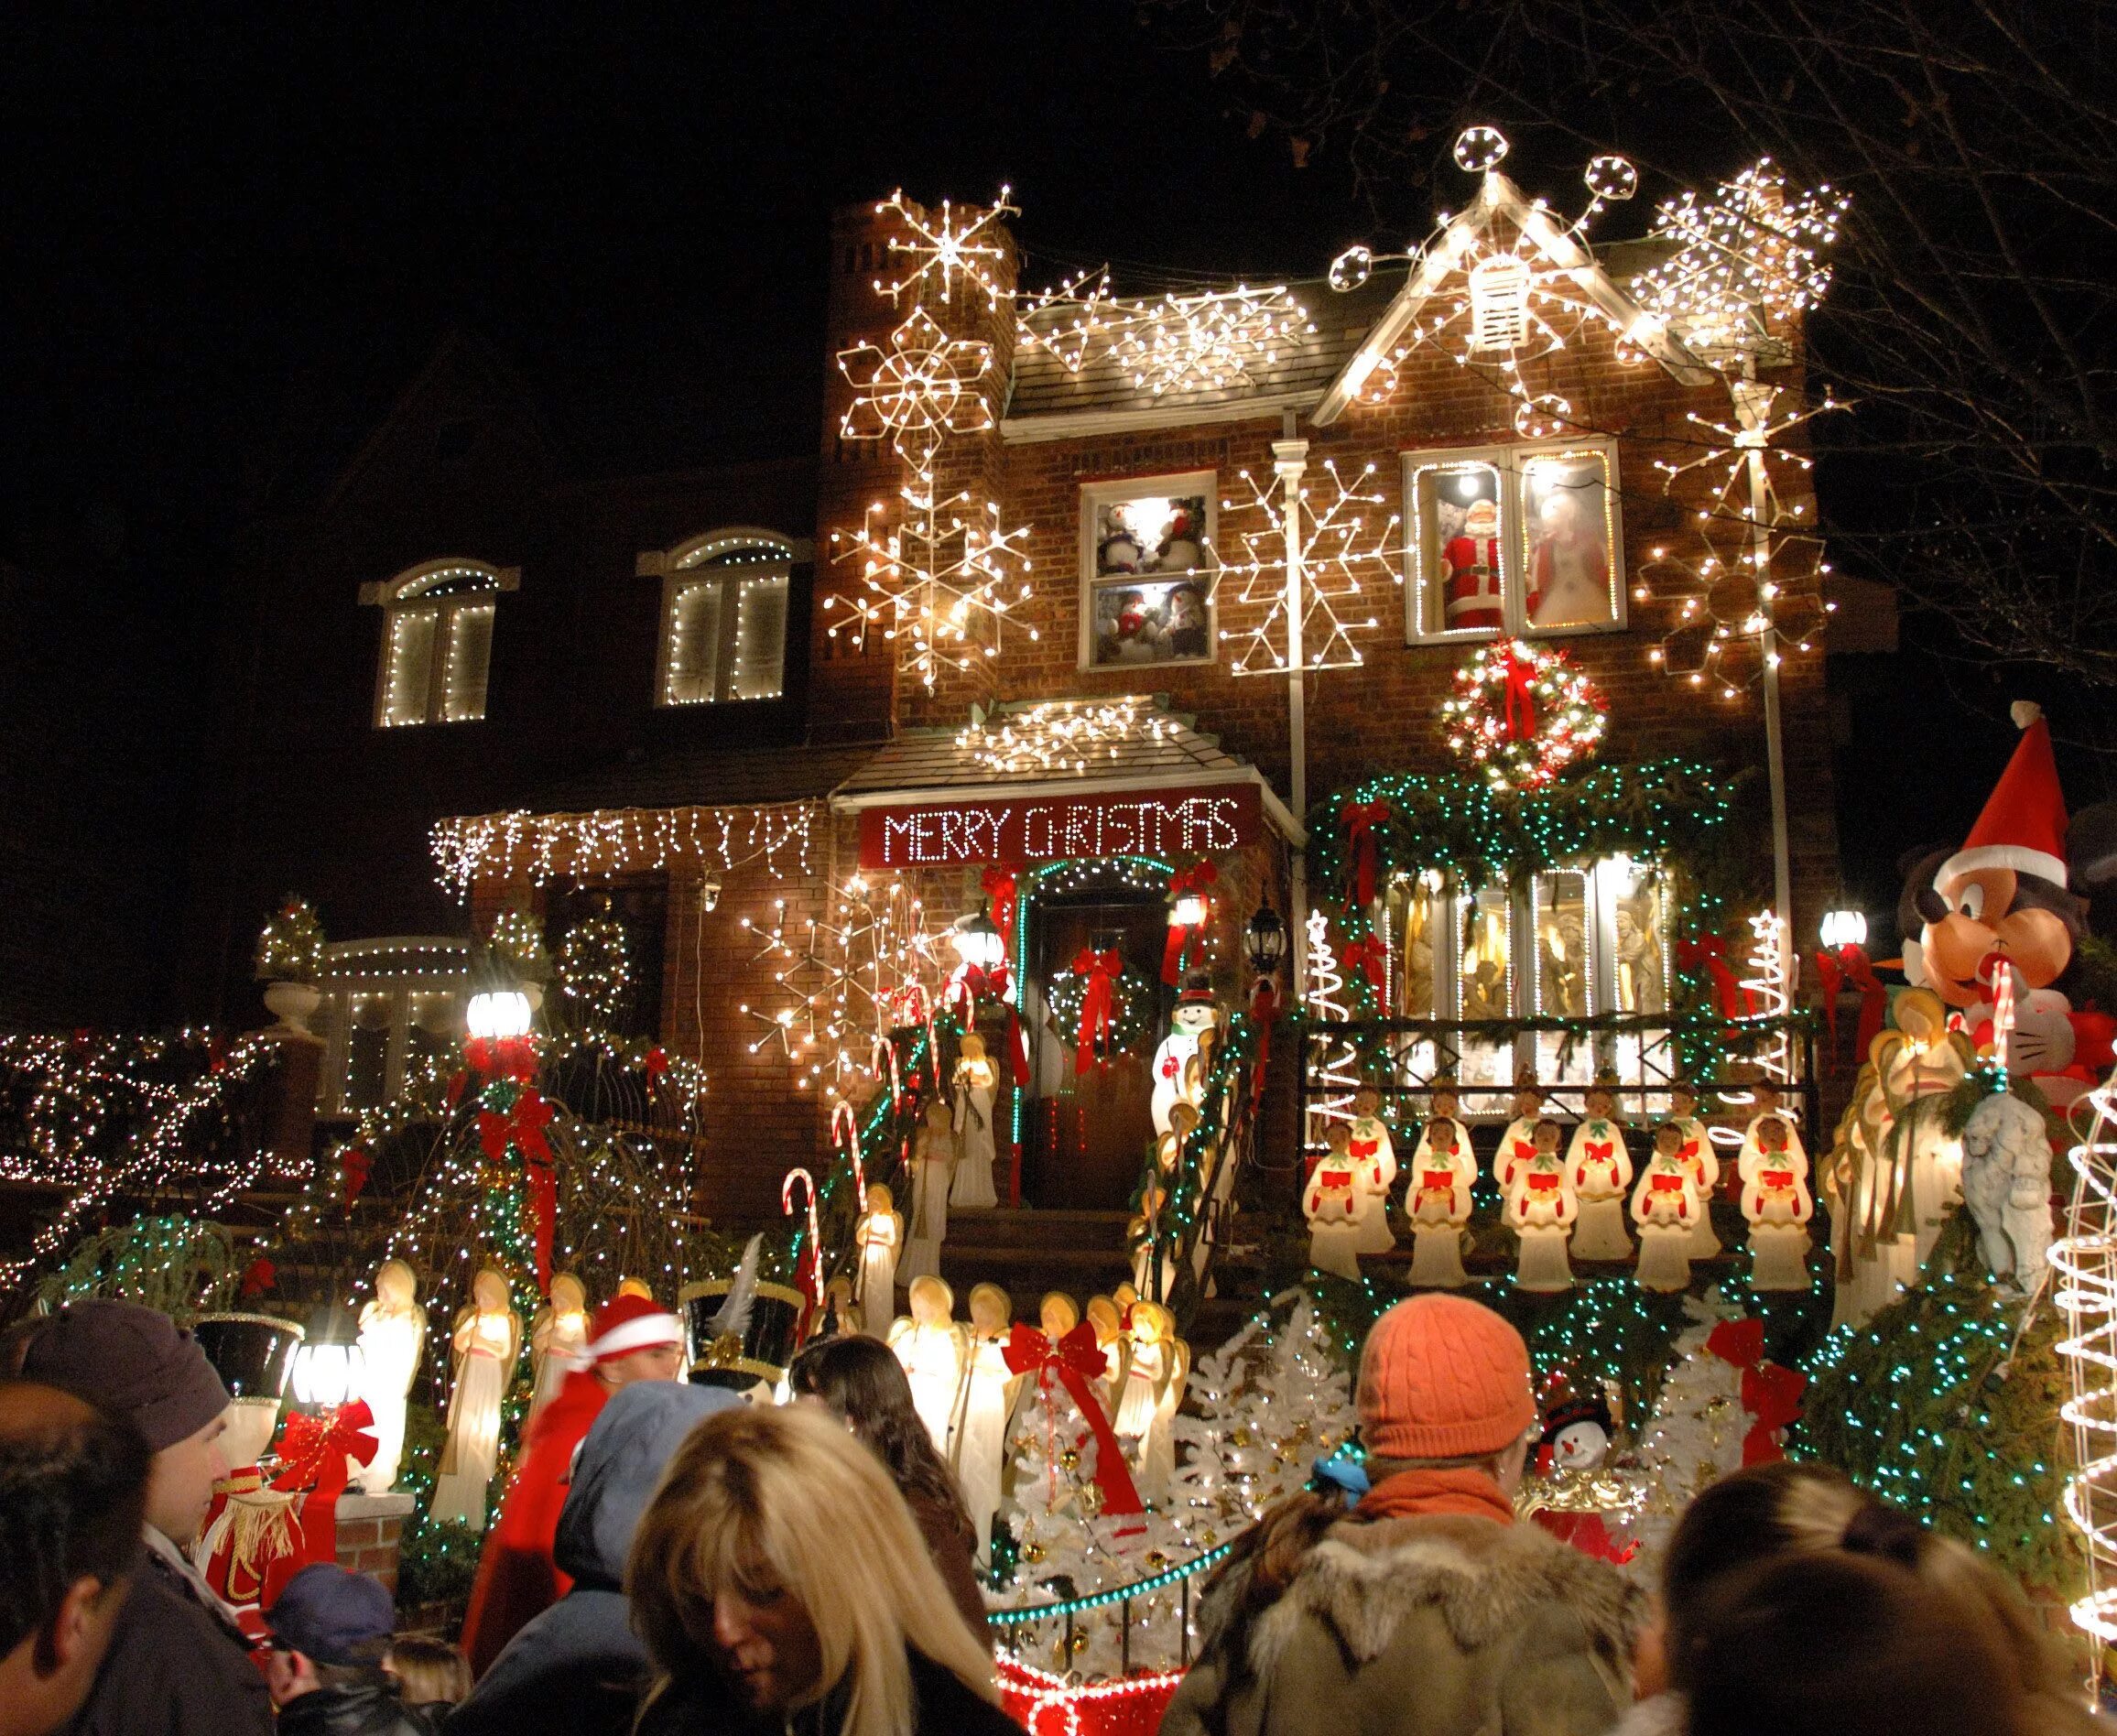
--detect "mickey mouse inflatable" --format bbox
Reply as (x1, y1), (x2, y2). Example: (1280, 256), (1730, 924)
(1898, 700), (2117, 1105)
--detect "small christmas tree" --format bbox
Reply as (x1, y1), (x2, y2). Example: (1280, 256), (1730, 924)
(255, 897), (325, 982)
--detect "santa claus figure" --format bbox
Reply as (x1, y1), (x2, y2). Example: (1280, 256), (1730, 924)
(1443, 496), (1504, 631)
(460, 1290), (686, 1676)
(1742, 1114), (1816, 1292)
(1567, 1074), (1634, 1262)
(1632, 1123), (1703, 1293)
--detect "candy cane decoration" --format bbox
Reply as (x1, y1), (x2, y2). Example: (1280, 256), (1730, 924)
(832, 1101), (866, 1209)
(781, 1166), (823, 1306)
(873, 1033), (902, 1110)
(1992, 961), (2018, 1079)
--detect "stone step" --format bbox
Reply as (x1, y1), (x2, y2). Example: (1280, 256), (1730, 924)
(942, 1208), (1133, 1253)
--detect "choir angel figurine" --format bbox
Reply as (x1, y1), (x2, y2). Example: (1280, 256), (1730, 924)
(949, 1034), (1000, 1209)
(352, 1259), (428, 1494)
(1506, 1121), (1579, 1292)
(898, 1100), (957, 1283)
(1129, 1178), (1171, 1302)
(1346, 1087), (1400, 1253)
(1083, 1294), (1126, 1413)
(1112, 1300), (1189, 1504)
(1742, 1114), (1816, 1291)
(949, 1283), (1017, 1562)
(1567, 1073), (1634, 1262)
(1668, 1081), (1721, 1259)
(1406, 1116), (1476, 1288)
(1631, 1124), (1703, 1293)
(1303, 1122), (1368, 1279)
(430, 1267), (522, 1529)
(853, 1182), (904, 1337)
(1494, 1066), (1545, 1198)
(1737, 1080), (1808, 1177)
(527, 1272), (590, 1422)
(889, 1275), (970, 1455)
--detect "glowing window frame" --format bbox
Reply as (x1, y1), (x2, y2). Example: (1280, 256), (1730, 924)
(1076, 471), (1219, 674)
(361, 559), (519, 729)
(642, 528), (808, 708)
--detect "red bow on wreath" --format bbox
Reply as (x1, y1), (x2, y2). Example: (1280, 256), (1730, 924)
(1162, 862), (1219, 985)
(1677, 935), (1754, 1022)
(1072, 949), (1124, 1075)
(1003, 1321), (1144, 1518)
(1341, 933), (1388, 992)
(980, 866), (1020, 951)
(1812, 945), (1886, 1061)
(1502, 644), (1538, 740)
(1341, 800), (1392, 911)
(1706, 1318), (1808, 1465)
(269, 1400), (379, 1574)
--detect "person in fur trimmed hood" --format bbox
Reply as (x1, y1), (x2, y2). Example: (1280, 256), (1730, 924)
(1159, 1295), (1640, 1736)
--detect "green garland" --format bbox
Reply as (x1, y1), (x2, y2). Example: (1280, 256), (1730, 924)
(1796, 1213), (2079, 1595)
(1044, 961), (1156, 1058)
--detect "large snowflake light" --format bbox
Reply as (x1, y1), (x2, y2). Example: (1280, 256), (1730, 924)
(837, 306), (995, 468)
(871, 187), (1016, 310)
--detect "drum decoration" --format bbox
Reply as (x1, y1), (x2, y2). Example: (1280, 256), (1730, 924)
(679, 1278), (808, 1392)
(193, 1312), (306, 1467)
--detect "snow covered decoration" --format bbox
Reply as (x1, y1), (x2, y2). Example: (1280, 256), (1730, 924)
(1439, 640), (1606, 793)
(1959, 1087), (2055, 1290)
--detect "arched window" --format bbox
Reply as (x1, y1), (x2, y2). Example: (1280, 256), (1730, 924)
(648, 530), (798, 706)
(365, 559), (517, 728)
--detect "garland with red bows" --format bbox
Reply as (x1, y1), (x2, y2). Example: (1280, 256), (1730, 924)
(454, 1038), (561, 1293)
(1003, 1320), (1145, 1519)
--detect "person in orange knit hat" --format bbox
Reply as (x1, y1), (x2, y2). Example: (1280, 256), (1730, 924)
(458, 1290), (683, 1678)
(1161, 1294), (1643, 1736)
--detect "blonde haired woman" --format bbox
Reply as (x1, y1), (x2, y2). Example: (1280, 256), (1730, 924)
(628, 1403), (1018, 1736)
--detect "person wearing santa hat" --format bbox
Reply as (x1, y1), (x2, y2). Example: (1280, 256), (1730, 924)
(459, 1289), (684, 1678)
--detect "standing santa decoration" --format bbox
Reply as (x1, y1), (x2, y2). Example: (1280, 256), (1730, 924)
(1444, 495), (1505, 631)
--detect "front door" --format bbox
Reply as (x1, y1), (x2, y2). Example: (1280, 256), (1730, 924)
(1023, 888), (1168, 1209)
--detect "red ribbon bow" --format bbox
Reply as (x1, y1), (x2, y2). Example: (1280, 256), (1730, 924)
(1341, 799), (1392, 911)
(1707, 1319), (1808, 1465)
(1003, 1322), (1144, 1517)
(1812, 944), (1886, 1062)
(1073, 949), (1124, 1075)
(1341, 934), (1388, 991)
(464, 1036), (538, 1082)
(475, 1087), (559, 1288)
(341, 1145), (372, 1208)
(1502, 643), (1537, 740)
(270, 1400), (380, 1574)
(1677, 935), (1754, 1021)
(1162, 862), (1220, 985)
(981, 867), (1020, 950)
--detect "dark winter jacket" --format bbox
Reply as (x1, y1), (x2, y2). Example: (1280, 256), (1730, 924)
(277, 1674), (439, 1736)
(633, 1645), (1022, 1736)
(64, 1533), (274, 1736)
(1158, 1480), (1643, 1736)
(448, 1381), (740, 1736)
(904, 1488), (993, 1650)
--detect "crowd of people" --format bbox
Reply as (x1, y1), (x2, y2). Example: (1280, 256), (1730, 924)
(0, 1292), (2102, 1736)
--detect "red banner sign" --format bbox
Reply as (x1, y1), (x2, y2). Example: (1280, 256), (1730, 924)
(858, 783), (1261, 869)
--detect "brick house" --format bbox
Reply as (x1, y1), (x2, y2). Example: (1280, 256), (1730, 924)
(182, 191), (1843, 1227)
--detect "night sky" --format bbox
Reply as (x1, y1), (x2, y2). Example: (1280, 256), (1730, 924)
(0, 8), (2073, 1005)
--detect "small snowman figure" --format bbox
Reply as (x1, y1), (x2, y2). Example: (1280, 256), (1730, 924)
(1742, 1114), (1816, 1292)
(1406, 1112), (1476, 1288)
(1668, 1081), (1721, 1259)
(898, 1099), (957, 1283)
(889, 1275), (970, 1455)
(1631, 1124), (1702, 1293)
(1303, 1122), (1368, 1279)
(1494, 1065), (1545, 1197)
(1566, 1072), (1634, 1262)
(950, 1034), (1001, 1209)
(1346, 1086), (1400, 1253)
(1506, 1119), (1579, 1292)
(853, 1182), (904, 1337)
(1151, 979), (1221, 1135)
(1527, 1395), (1637, 1565)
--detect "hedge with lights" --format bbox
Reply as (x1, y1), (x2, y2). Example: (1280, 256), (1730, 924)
(1796, 1212), (2079, 1596)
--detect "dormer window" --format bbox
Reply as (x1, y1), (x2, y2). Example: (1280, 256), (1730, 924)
(646, 531), (798, 706)
(364, 559), (519, 728)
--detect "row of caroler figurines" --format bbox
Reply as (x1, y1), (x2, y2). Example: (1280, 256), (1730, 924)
(1303, 1070), (1817, 1294)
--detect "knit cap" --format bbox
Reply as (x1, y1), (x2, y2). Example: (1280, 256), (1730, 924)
(14, 1299), (232, 1452)
(1356, 1294), (1537, 1460)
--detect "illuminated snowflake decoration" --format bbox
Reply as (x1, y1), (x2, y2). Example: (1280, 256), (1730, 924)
(837, 306), (995, 468)
(872, 187), (1017, 309)
(1216, 456), (1403, 676)
(1630, 162), (1850, 362)
(1638, 379), (1841, 697)
(1438, 639), (1606, 793)
(956, 696), (1168, 777)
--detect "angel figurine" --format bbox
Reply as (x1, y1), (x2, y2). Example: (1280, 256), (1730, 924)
(1493, 1066), (1544, 1198)
(352, 1259), (427, 1493)
(948, 1282), (1017, 1561)
(1631, 1124), (1702, 1293)
(1303, 1122), (1367, 1279)
(949, 1034), (1000, 1209)
(853, 1183), (904, 1337)
(1112, 1300), (1189, 1505)
(430, 1267), (522, 1529)
(1506, 1121), (1579, 1293)
(1406, 1116), (1476, 1288)
(1742, 1114), (1815, 1292)
(1346, 1087), (1399, 1253)
(889, 1275), (969, 1455)
(1736, 1081), (1808, 1178)
(527, 1272), (590, 1422)
(1567, 1073), (1634, 1262)
(1667, 1081), (1721, 1259)
(898, 1100), (957, 1284)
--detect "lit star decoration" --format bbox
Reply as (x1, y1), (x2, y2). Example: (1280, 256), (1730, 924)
(1438, 640), (1606, 792)
(1216, 455), (1403, 676)
(1329, 126), (1670, 437)
(956, 696), (1167, 777)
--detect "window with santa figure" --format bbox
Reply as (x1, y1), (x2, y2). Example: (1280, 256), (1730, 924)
(1403, 439), (1623, 644)
(1078, 472), (1216, 669)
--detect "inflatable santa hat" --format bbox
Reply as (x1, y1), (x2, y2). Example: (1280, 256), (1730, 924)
(585, 1291), (683, 1365)
(1938, 700), (2068, 888)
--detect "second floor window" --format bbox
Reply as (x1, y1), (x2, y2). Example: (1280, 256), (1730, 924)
(370, 559), (516, 728)
(657, 533), (792, 705)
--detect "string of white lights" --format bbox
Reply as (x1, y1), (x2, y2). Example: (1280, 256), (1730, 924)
(429, 803), (816, 900)
(2053, 1070), (2117, 1642)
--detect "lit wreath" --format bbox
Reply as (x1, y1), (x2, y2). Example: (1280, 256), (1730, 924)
(1044, 960), (1156, 1058)
(1440, 639), (1607, 792)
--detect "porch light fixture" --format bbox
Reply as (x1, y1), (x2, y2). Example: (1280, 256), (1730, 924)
(465, 987), (534, 1040)
(1170, 889), (1210, 931)
(1819, 908), (1868, 950)
(950, 905), (1006, 970)
(1244, 904), (1288, 977)
(700, 873), (722, 913)
(289, 1339), (364, 1410)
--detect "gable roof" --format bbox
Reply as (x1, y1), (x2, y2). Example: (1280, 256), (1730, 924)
(1312, 171), (1717, 425)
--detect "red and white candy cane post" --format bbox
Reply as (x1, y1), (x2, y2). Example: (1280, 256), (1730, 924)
(831, 1101), (866, 1210)
(781, 1166), (824, 1307)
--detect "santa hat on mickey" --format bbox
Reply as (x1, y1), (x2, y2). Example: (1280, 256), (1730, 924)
(584, 1292), (683, 1365)
(1937, 700), (2069, 889)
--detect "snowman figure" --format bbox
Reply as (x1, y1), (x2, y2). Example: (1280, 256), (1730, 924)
(1631, 1124), (1702, 1293)
(1506, 1120), (1579, 1292)
(1406, 1112), (1476, 1288)
(1303, 1122), (1368, 1279)
(1566, 1073), (1634, 1262)
(1494, 1065), (1545, 1198)
(1527, 1396), (1637, 1565)
(1346, 1086), (1400, 1253)
(1152, 979), (1221, 1136)
(1742, 1114), (1816, 1292)
(1667, 1081), (1721, 1259)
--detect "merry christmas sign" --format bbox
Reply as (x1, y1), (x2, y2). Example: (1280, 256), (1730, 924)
(858, 784), (1260, 868)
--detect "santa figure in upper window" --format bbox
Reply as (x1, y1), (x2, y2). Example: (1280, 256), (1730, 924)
(1443, 497), (1504, 632)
